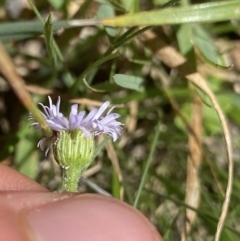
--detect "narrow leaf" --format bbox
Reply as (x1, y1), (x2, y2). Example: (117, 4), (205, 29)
(113, 74), (144, 92)
(97, 4), (116, 37)
(83, 78), (105, 92)
(44, 13), (56, 67)
(101, 1), (240, 26)
(0, 19), (99, 42)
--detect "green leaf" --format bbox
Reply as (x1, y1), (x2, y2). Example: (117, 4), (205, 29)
(91, 82), (120, 91)
(112, 170), (121, 198)
(14, 136), (39, 179)
(174, 103), (222, 135)
(47, 0), (64, 9)
(0, 20), (43, 36)
(0, 19), (98, 42)
(97, 4), (116, 37)
(102, 1), (240, 26)
(0, 33), (40, 42)
(83, 78), (106, 92)
(193, 26), (219, 64)
(70, 52), (119, 94)
(176, 23), (196, 69)
(121, 0), (139, 13)
(0, 134), (18, 161)
(113, 74), (145, 92)
(94, 137), (110, 159)
(44, 14), (56, 67)
(134, 121), (161, 208)
(177, 24), (193, 56)
(203, 105), (222, 135)
(195, 87), (213, 108)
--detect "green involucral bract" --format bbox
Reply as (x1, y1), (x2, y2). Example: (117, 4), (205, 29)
(53, 130), (95, 192)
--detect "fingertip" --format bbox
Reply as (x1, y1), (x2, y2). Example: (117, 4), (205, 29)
(26, 194), (163, 241)
(0, 163), (46, 191)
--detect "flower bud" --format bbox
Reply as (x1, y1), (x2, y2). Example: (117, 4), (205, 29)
(53, 129), (95, 192)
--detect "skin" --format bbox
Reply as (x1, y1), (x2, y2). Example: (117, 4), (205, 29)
(0, 163), (164, 241)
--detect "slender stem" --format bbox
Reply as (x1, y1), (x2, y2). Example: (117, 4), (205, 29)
(63, 167), (80, 192)
(133, 121), (161, 208)
(70, 52), (119, 94)
(0, 44), (53, 138)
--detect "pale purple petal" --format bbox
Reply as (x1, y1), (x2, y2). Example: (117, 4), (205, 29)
(76, 111), (85, 125)
(56, 96), (61, 114)
(30, 122), (41, 129)
(37, 137), (51, 156)
(107, 106), (115, 115)
(79, 126), (91, 137)
(37, 137), (46, 151)
(100, 113), (120, 124)
(48, 96), (53, 109)
(68, 104), (79, 129)
(47, 116), (69, 130)
(30, 96), (123, 154)
(90, 111), (123, 141)
(82, 108), (98, 124)
(38, 104), (51, 118)
(69, 108), (86, 129)
(92, 101), (110, 120)
(44, 147), (51, 156)
(70, 104), (78, 116)
(73, 112), (86, 128)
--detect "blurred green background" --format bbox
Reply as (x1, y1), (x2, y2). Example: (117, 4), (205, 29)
(1, 0), (240, 240)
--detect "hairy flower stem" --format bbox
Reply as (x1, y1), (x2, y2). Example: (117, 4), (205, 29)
(63, 166), (81, 192)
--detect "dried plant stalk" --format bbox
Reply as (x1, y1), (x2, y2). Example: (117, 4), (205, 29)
(139, 30), (233, 241)
(181, 91), (202, 241)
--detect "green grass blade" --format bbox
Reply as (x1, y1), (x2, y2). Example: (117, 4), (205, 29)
(70, 52), (119, 94)
(44, 14), (56, 67)
(102, 1), (240, 26)
(133, 121), (161, 208)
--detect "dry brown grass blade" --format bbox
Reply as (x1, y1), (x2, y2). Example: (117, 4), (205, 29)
(153, 66), (224, 196)
(125, 101), (138, 133)
(182, 92), (202, 241)
(0, 43), (52, 137)
(83, 162), (102, 178)
(105, 141), (124, 201)
(118, 101), (138, 148)
(187, 73), (233, 241)
(153, 68), (205, 240)
(26, 84), (54, 95)
(139, 30), (233, 241)
(26, 85), (125, 109)
(0, 43), (35, 109)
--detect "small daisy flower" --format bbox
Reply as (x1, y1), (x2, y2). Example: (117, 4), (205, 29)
(29, 96), (123, 155)
(29, 96), (123, 192)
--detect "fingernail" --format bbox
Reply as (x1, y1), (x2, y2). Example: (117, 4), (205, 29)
(26, 194), (163, 241)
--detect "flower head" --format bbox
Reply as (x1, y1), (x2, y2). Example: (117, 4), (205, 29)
(29, 96), (123, 155)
